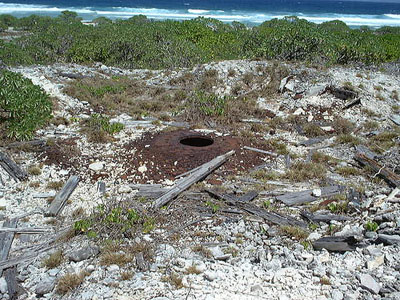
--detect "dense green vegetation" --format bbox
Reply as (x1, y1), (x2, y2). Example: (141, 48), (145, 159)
(0, 12), (400, 68)
(0, 70), (52, 140)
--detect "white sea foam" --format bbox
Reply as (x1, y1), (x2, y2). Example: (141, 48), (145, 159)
(188, 9), (210, 14)
(385, 14), (400, 19)
(0, 2), (399, 27)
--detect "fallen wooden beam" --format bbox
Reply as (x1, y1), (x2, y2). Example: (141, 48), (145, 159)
(0, 152), (28, 182)
(237, 191), (258, 202)
(0, 218), (18, 277)
(0, 246), (54, 270)
(206, 189), (307, 228)
(354, 153), (400, 187)
(342, 98), (361, 110)
(355, 145), (379, 160)
(243, 146), (278, 157)
(301, 210), (352, 223)
(312, 236), (362, 252)
(130, 184), (172, 199)
(276, 185), (345, 206)
(45, 176), (80, 216)
(377, 234), (400, 245)
(4, 267), (17, 300)
(0, 227), (53, 234)
(153, 150), (235, 209)
(326, 85), (358, 100)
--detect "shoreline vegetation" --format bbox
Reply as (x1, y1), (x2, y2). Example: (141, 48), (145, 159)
(0, 11), (399, 70)
(1, 11), (400, 141)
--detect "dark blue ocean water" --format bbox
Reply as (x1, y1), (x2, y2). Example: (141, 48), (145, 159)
(1, 0), (400, 27)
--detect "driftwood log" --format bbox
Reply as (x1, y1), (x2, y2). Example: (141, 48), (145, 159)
(153, 150), (235, 209)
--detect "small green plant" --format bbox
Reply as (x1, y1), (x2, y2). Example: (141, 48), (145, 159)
(263, 200), (271, 209)
(205, 200), (220, 213)
(188, 91), (228, 117)
(365, 221), (379, 232)
(74, 219), (93, 234)
(82, 114), (124, 143)
(327, 201), (349, 214)
(142, 217), (155, 233)
(300, 240), (313, 250)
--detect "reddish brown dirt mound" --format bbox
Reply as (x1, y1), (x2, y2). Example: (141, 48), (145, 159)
(122, 130), (274, 183)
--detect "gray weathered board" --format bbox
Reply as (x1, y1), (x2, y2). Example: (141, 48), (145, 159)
(4, 267), (17, 300)
(153, 150), (235, 209)
(206, 189), (307, 228)
(354, 153), (400, 187)
(0, 218), (18, 276)
(0, 152), (28, 182)
(312, 236), (361, 252)
(301, 210), (352, 223)
(276, 185), (344, 206)
(46, 175), (80, 216)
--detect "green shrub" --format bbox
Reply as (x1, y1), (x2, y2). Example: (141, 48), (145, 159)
(0, 14), (399, 68)
(0, 70), (52, 140)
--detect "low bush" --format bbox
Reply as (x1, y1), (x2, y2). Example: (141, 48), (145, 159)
(0, 70), (52, 140)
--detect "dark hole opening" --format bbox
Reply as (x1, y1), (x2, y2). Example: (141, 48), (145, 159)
(180, 136), (214, 147)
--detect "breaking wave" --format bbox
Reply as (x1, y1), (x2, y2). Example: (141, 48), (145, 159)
(1, 2), (400, 27)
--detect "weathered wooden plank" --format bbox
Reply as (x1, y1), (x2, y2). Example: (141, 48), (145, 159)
(299, 137), (325, 146)
(326, 85), (357, 100)
(0, 218), (18, 276)
(237, 191), (258, 202)
(301, 210), (352, 223)
(377, 234), (400, 245)
(4, 267), (17, 300)
(0, 152), (28, 182)
(243, 146), (278, 157)
(206, 189), (307, 228)
(312, 236), (361, 252)
(276, 185), (345, 206)
(0, 227), (52, 234)
(355, 145), (379, 160)
(354, 153), (400, 187)
(342, 98), (361, 110)
(153, 150), (235, 209)
(0, 246), (53, 270)
(45, 176), (80, 216)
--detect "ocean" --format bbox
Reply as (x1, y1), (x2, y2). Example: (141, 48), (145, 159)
(0, 0), (399, 27)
